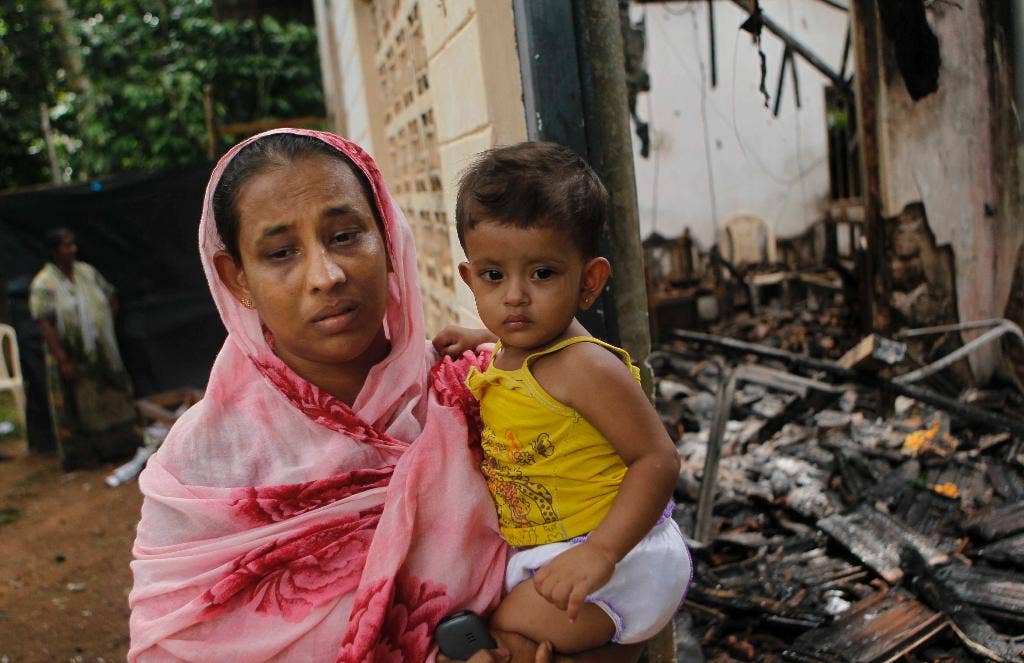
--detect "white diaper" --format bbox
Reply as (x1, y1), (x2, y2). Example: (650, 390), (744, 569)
(504, 516), (692, 644)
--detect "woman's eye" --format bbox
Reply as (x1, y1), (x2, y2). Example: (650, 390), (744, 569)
(266, 247), (295, 261)
(332, 230), (359, 245)
(533, 268), (555, 280)
(481, 269), (503, 282)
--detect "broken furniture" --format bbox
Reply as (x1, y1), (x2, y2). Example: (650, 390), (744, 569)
(642, 230), (706, 342)
(776, 207), (857, 310)
(0, 323), (26, 433)
(720, 214), (791, 314)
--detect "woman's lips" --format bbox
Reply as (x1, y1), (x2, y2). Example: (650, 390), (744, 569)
(312, 304), (359, 333)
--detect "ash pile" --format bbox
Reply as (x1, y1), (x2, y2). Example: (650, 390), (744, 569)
(660, 308), (1024, 662)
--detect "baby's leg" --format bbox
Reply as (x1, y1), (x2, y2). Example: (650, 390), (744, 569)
(491, 578), (616, 654)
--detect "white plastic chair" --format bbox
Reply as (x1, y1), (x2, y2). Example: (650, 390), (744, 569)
(0, 324), (27, 434)
(720, 214), (788, 313)
(721, 213), (778, 267)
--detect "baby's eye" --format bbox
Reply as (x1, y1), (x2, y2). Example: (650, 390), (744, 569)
(481, 269), (503, 282)
(532, 268), (556, 280)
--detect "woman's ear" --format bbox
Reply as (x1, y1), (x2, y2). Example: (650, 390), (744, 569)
(213, 251), (252, 307)
(579, 257), (611, 310)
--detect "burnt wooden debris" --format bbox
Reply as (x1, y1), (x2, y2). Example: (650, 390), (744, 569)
(787, 589), (946, 663)
(659, 304), (1024, 660)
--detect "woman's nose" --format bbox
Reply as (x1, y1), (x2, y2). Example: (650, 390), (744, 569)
(307, 248), (346, 292)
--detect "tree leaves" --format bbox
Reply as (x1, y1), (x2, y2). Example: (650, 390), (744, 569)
(0, 0), (324, 188)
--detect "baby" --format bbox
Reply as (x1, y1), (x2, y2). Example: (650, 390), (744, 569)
(435, 141), (691, 654)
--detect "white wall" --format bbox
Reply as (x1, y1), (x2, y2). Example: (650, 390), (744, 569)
(312, 0), (374, 151)
(631, 0), (849, 249)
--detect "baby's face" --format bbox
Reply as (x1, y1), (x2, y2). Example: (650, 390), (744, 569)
(459, 220), (588, 352)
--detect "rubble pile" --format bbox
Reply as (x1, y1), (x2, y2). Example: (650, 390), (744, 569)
(658, 310), (1024, 662)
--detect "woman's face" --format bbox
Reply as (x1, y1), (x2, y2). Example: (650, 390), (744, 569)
(53, 234), (77, 267)
(219, 153), (391, 377)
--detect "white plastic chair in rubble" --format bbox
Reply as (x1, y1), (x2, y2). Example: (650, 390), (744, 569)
(721, 213), (778, 267)
(0, 323), (27, 434)
(720, 214), (787, 313)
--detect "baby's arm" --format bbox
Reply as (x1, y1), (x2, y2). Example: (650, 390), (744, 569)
(433, 325), (498, 357)
(531, 343), (679, 619)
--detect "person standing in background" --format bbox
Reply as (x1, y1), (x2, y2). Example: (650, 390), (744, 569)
(29, 227), (136, 470)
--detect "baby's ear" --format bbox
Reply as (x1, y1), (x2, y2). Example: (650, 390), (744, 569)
(457, 261), (473, 287)
(580, 257), (611, 310)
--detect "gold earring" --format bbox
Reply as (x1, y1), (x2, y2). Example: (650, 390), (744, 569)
(241, 295), (254, 309)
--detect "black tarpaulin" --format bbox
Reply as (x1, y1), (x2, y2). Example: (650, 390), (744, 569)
(0, 163), (224, 452)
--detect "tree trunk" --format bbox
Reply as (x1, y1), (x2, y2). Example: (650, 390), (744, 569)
(40, 0), (90, 97)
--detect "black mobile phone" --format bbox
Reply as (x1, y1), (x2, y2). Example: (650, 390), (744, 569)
(434, 610), (498, 660)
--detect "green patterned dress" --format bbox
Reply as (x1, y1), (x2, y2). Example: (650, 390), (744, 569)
(29, 261), (137, 469)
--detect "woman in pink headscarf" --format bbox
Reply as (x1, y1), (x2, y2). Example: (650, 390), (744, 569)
(128, 130), (641, 662)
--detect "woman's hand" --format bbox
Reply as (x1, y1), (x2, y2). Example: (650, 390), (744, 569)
(439, 648), (511, 663)
(39, 318), (76, 382)
(437, 638), (554, 663)
(532, 542), (615, 621)
(433, 325), (496, 357)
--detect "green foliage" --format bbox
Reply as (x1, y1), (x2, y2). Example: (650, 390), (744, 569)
(0, 0), (324, 187)
(0, 1), (68, 187)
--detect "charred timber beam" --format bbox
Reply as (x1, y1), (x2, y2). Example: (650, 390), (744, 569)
(730, 0), (851, 92)
(902, 549), (1024, 662)
(966, 502), (1024, 542)
(812, 0), (850, 11)
(850, 0), (890, 332)
(935, 564), (1024, 617)
(707, 0), (717, 88)
(671, 329), (1024, 437)
(672, 329), (857, 377)
(818, 504), (948, 583)
(787, 589), (946, 663)
(694, 367), (737, 544)
(977, 532), (1024, 567)
(892, 383), (1024, 439)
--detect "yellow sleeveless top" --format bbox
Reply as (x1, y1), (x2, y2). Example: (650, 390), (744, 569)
(466, 336), (640, 546)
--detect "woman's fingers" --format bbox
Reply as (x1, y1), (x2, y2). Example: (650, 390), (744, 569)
(534, 641), (553, 663)
(470, 648), (510, 662)
(437, 648), (510, 663)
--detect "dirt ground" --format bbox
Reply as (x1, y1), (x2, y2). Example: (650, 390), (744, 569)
(0, 435), (143, 662)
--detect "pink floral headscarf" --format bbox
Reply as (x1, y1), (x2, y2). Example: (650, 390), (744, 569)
(129, 129), (504, 661)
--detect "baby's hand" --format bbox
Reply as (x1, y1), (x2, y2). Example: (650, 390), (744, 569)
(432, 325), (495, 357)
(532, 542), (615, 621)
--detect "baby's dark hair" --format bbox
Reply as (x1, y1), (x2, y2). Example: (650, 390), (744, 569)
(455, 141), (608, 258)
(212, 133), (378, 261)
